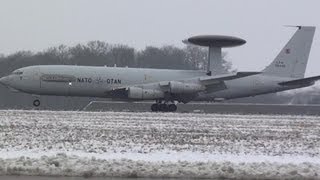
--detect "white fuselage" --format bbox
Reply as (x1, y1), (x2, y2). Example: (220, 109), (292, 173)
(0, 65), (308, 102)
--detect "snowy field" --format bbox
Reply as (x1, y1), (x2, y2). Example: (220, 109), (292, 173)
(0, 110), (319, 179)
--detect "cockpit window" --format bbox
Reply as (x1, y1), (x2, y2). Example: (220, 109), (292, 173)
(12, 71), (23, 75)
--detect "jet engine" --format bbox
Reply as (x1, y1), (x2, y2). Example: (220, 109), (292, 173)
(169, 81), (204, 94)
(127, 87), (164, 100)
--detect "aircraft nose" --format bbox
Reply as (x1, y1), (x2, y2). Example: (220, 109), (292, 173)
(0, 76), (10, 86)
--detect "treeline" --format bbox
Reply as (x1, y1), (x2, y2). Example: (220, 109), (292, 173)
(0, 41), (232, 77)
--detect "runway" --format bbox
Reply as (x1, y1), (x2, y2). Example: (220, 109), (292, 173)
(0, 110), (319, 179)
(83, 101), (320, 115)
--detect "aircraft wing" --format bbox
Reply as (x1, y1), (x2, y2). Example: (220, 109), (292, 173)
(199, 72), (260, 85)
(278, 75), (320, 86)
(106, 71), (260, 97)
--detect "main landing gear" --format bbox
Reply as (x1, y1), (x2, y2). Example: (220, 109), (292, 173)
(151, 101), (177, 112)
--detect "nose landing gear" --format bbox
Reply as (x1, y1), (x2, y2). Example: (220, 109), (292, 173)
(151, 101), (177, 112)
(33, 99), (40, 107)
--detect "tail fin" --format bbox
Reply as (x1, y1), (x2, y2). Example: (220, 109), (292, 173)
(262, 26), (315, 78)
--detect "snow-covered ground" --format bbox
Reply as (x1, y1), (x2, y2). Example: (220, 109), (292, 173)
(0, 110), (319, 179)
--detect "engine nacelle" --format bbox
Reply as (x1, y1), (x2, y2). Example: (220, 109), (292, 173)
(169, 81), (204, 94)
(127, 87), (164, 100)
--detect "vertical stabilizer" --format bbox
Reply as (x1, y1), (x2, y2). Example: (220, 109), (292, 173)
(263, 26), (315, 78)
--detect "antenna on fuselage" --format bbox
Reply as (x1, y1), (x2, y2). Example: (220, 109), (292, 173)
(183, 35), (246, 76)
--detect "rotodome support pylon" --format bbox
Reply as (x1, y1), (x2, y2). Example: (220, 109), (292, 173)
(185, 35), (246, 76)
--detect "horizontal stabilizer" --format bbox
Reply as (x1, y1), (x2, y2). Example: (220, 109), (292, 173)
(278, 75), (320, 86)
(199, 72), (260, 85)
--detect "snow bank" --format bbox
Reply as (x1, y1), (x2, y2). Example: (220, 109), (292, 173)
(0, 153), (319, 179)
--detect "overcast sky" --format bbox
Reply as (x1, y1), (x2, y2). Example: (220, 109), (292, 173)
(0, 0), (319, 76)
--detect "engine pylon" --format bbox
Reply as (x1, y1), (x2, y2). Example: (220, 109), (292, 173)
(184, 35), (246, 76)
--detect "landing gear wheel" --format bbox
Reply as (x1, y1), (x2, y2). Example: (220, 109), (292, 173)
(33, 99), (40, 107)
(168, 104), (177, 112)
(151, 104), (159, 112)
(151, 101), (178, 112)
(159, 104), (169, 112)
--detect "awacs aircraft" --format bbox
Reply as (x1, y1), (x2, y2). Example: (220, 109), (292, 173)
(0, 26), (318, 112)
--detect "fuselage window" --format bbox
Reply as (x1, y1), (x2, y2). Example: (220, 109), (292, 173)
(12, 71), (23, 75)
(41, 74), (76, 82)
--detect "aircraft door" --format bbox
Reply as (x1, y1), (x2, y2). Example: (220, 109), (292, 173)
(19, 66), (41, 92)
(24, 66), (41, 88)
(252, 76), (264, 93)
(34, 67), (41, 89)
